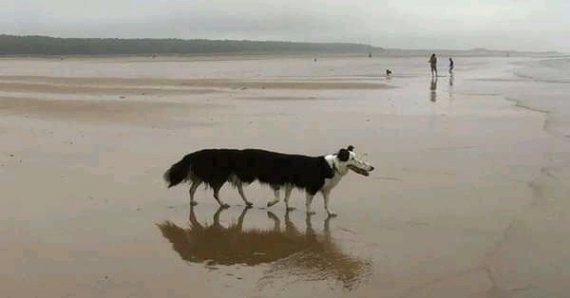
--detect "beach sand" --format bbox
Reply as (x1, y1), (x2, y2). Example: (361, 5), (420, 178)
(1, 56), (569, 297)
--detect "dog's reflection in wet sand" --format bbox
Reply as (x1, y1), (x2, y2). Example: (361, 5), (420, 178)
(157, 207), (371, 289)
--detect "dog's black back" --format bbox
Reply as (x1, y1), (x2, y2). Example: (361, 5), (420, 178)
(165, 149), (334, 195)
(190, 149), (241, 189)
(238, 149), (334, 194)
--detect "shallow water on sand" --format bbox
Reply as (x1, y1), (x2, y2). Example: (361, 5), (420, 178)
(1, 55), (570, 297)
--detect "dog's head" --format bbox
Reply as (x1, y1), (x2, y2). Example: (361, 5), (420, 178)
(334, 145), (374, 176)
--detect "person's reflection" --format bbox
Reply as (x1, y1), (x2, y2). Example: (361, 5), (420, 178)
(448, 74), (455, 102)
(430, 76), (438, 102)
(157, 206), (371, 289)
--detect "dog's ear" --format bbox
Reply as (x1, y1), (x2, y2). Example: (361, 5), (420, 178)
(337, 148), (350, 162)
(347, 145), (354, 152)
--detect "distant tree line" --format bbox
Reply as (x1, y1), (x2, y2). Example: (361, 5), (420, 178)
(0, 35), (381, 56)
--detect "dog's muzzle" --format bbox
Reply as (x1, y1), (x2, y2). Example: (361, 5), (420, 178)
(347, 165), (374, 176)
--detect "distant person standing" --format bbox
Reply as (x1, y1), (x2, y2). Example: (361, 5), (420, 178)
(429, 53), (437, 77)
(449, 57), (454, 74)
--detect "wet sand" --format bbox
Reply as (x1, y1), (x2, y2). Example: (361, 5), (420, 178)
(1, 56), (569, 297)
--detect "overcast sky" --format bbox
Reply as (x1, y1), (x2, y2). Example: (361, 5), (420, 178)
(1, 0), (569, 52)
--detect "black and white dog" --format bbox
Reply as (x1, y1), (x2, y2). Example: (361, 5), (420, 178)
(164, 146), (374, 216)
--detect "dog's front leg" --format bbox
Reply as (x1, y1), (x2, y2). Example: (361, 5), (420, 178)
(305, 192), (315, 215)
(267, 186), (281, 207)
(322, 189), (336, 217)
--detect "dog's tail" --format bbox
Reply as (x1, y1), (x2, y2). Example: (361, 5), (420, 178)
(164, 155), (193, 188)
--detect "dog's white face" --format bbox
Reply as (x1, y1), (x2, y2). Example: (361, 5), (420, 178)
(334, 146), (375, 176)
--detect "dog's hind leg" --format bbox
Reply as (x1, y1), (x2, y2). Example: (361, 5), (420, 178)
(213, 184), (230, 208)
(267, 186), (281, 208)
(305, 192), (316, 215)
(236, 182), (253, 207)
(321, 189), (336, 217)
(284, 185), (294, 211)
(188, 180), (202, 206)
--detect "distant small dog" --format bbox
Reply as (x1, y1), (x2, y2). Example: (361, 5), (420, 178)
(164, 146), (374, 216)
(386, 69), (392, 76)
